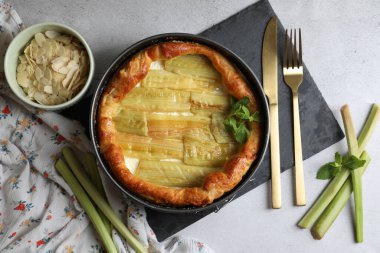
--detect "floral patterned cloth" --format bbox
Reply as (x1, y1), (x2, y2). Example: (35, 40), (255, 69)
(0, 1), (23, 85)
(0, 2), (214, 252)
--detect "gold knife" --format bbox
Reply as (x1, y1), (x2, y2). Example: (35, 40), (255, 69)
(262, 16), (282, 209)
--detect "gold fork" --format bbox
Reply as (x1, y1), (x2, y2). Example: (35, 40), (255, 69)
(283, 28), (306, 206)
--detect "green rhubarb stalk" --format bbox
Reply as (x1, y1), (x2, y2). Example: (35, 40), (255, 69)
(55, 159), (118, 253)
(84, 153), (112, 235)
(313, 105), (380, 239)
(62, 147), (147, 253)
(297, 169), (351, 228)
(311, 151), (371, 239)
(341, 105), (363, 243)
(357, 104), (380, 153)
(298, 104), (379, 229)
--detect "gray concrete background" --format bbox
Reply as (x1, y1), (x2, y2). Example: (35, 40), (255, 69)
(9, 1), (380, 252)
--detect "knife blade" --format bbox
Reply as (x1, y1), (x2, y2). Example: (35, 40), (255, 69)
(262, 16), (282, 209)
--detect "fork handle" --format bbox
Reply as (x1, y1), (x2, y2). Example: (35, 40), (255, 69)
(269, 103), (282, 209)
(292, 93), (306, 206)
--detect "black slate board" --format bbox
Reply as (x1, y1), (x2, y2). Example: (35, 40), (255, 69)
(62, 0), (344, 242)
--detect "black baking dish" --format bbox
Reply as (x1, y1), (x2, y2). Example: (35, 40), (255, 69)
(89, 33), (270, 213)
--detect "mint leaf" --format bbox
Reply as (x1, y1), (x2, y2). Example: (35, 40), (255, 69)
(316, 153), (365, 180)
(330, 161), (342, 169)
(234, 123), (250, 144)
(224, 97), (260, 144)
(232, 97), (249, 112)
(235, 106), (251, 120)
(342, 155), (366, 170)
(250, 112), (261, 122)
(335, 152), (343, 164)
(224, 117), (237, 132)
(317, 162), (340, 180)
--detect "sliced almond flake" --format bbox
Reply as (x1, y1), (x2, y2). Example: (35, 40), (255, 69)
(34, 67), (44, 80)
(57, 45), (66, 57)
(18, 55), (27, 64)
(52, 71), (66, 85)
(27, 87), (36, 98)
(64, 47), (72, 58)
(30, 39), (38, 48)
(24, 45), (31, 59)
(26, 51), (37, 68)
(44, 86), (53, 94)
(51, 56), (70, 72)
(37, 83), (44, 91)
(67, 68), (80, 90)
(52, 95), (66, 104)
(58, 89), (70, 98)
(30, 45), (39, 59)
(26, 65), (35, 76)
(34, 92), (48, 104)
(45, 30), (60, 39)
(79, 51), (87, 64)
(41, 40), (49, 50)
(17, 72), (32, 87)
(44, 43), (53, 60)
(73, 50), (80, 63)
(51, 41), (59, 57)
(72, 68), (82, 87)
(57, 66), (69, 75)
(50, 95), (64, 105)
(35, 33), (46, 47)
(62, 65), (78, 88)
(71, 78), (86, 91)
(40, 77), (52, 86)
(67, 60), (77, 69)
(35, 56), (43, 64)
(55, 35), (72, 45)
(41, 56), (49, 66)
(51, 56), (70, 64)
(44, 68), (52, 81)
(17, 63), (26, 73)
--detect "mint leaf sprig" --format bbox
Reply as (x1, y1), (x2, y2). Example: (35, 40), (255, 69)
(224, 97), (260, 144)
(316, 152), (366, 180)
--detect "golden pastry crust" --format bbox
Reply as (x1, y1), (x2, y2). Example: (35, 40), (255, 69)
(98, 41), (262, 206)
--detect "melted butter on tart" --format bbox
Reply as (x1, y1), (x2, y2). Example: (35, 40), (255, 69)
(115, 55), (237, 188)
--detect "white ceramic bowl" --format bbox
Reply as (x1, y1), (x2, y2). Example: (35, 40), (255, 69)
(4, 22), (95, 110)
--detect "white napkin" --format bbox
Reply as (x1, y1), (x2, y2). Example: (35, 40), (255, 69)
(0, 2), (214, 252)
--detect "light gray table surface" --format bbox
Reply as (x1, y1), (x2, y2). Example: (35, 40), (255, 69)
(9, 1), (380, 252)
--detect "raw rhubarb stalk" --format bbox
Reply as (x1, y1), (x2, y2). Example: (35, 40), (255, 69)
(341, 105), (363, 243)
(84, 153), (112, 235)
(311, 152), (371, 239)
(62, 147), (147, 253)
(298, 104), (379, 229)
(55, 159), (118, 253)
(357, 104), (380, 153)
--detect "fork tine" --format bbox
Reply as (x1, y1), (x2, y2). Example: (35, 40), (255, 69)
(283, 29), (288, 68)
(299, 28), (302, 67)
(293, 29), (297, 67)
(289, 29), (293, 68)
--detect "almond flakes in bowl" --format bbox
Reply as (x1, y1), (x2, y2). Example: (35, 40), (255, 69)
(16, 31), (89, 105)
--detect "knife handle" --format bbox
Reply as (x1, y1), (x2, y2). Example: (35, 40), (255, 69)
(293, 94), (306, 206)
(269, 103), (282, 209)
